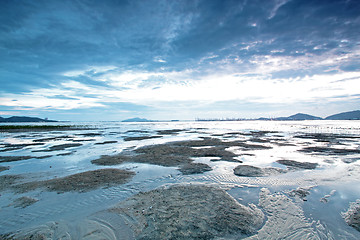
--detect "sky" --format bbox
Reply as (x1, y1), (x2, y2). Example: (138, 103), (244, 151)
(0, 0), (360, 121)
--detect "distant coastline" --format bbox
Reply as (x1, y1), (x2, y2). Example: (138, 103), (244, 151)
(0, 116), (57, 123)
(196, 110), (360, 121)
(1, 110), (359, 123)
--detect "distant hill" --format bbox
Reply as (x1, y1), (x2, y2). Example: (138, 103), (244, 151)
(0, 116), (57, 123)
(255, 113), (322, 121)
(122, 117), (153, 122)
(277, 113), (322, 120)
(325, 110), (360, 120)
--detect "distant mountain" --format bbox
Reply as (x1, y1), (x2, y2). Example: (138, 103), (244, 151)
(122, 117), (153, 122)
(0, 116), (57, 123)
(325, 110), (360, 120)
(255, 113), (322, 121)
(280, 113), (322, 120)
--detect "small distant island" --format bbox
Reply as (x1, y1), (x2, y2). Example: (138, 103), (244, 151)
(121, 117), (155, 122)
(0, 116), (57, 123)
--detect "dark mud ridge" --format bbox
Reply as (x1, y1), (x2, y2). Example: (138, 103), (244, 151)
(1, 142), (44, 152)
(91, 138), (259, 175)
(111, 184), (264, 239)
(1, 169), (135, 194)
(300, 146), (360, 155)
(9, 196), (39, 208)
(0, 156), (51, 163)
(276, 159), (318, 169)
(95, 140), (118, 145)
(234, 165), (286, 177)
(0, 166), (10, 172)
(32, 143), (82, 152)
(178, 163), (212, 175)
(123, 135), (162, 141)
(343, 199), (360, 232)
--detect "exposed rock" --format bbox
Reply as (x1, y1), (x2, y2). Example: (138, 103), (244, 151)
(234, 165), (286, 177)
(342, 199), (360, 232)
(111, 184), (264, 239)
(178, 163), (212, 175)
(276, 160), (318, 169)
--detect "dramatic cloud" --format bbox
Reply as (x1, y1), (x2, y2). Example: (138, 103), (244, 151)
(1, 0), (359, 120)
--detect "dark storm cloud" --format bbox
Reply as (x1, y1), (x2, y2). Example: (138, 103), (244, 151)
(0, 0), (198, 91)
(1, 0), (359, 81)
(1, 0), (359, 120)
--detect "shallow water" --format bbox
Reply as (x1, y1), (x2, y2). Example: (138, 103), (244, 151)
(1, 120), (360, 238)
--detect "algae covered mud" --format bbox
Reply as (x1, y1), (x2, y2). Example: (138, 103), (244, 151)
(1, 120), (360, 239)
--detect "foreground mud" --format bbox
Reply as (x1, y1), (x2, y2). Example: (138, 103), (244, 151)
(111, 184), (264, 240)
(12, 169), (135, 193)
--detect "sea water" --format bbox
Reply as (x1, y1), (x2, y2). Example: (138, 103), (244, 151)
(0, 120), (360, 238)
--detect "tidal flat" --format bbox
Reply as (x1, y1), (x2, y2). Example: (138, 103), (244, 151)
(1, 120), (360, 239)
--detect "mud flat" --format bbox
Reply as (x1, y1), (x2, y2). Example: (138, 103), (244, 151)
(342, 199), (360, 232)
(12, 169), (135, 193)
(287, 187), (313, 201)
(300, 146), (360, 155)
(0, 156), (35, 163)
(0, 166), (9, 172)
(276, 159), (318, 169)
(110, 184), (264, 239)
(246, 188), (324, 239)
(32, 143), (82, 152)
(173, 137), (272, 151)
(234, 165), (286, 177)
(156, 129), (186, 135)
(0, 175), (23, 192)
(295, 133), (360, 142)
(0, 125), (75, 132)
(9, 196), (38, 208)
(1, 142), (45, 152)
(95, 140), (118, 145)
(178, 163), (212, 175)
(123, 135), (162, 141)
(91, 139), (242, 170)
